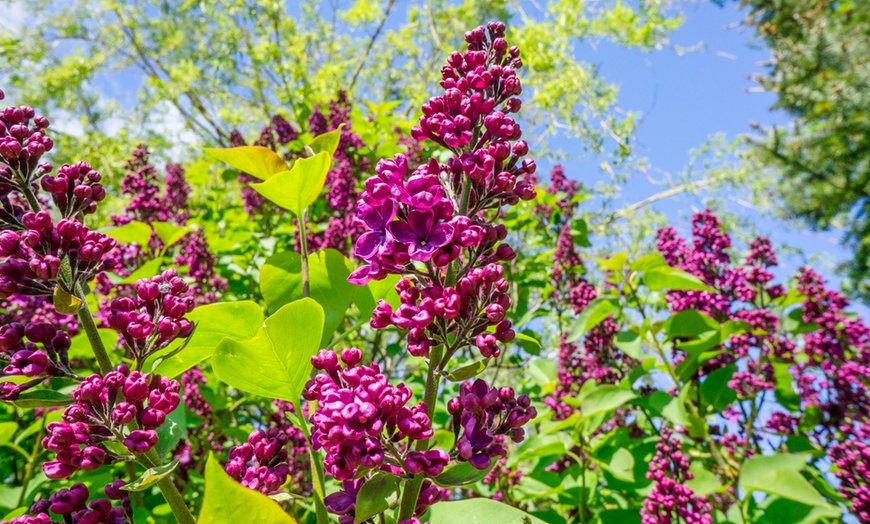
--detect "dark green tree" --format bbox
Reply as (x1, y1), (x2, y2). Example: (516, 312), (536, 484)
(743, 0), (870, 298)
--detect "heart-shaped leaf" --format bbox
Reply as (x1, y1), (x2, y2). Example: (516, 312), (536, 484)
(202, 146), (289, 181)
(251, 152), (332, 217)
(198, 454), (296, 523)
(212, 298), (324, 403)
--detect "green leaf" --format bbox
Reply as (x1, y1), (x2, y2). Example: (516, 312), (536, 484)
(529, 359), (557, 388)
(68, 328), (118, 361)
(155, 405), (187, 458)
(630, 253), (667, 272)
(251, 151), (332, 217)
(152, 301), (264, 378)
(212, 298), (324, 403)
(260, 249), (358, 347)
(739, 454), (829, 507)
(445, 359), (489, 382)
(773, 362), (800, 411)
(53, 286), (83, 314)
(121, 460), (179, 492)
(598, 252), (627, 272)
(700, 365), (737, 412)
(434, 462), (496, 487)
(307, 124), (344, 156)
(642, 265), (714, 292)
(0, 422), (18, 445)
(567, 297), (619, 342)
(119, 258), (164, 285)
(514, 332), (541, 351)
(665, 310), (720, 339)
(8, 390), (74, 409)
(685, 463), (723, 496)
(428, 499), (546, 524)
(353, 472), (400, 523)
(102, 221), (152, 246)
(152, 222), (195, 248)
(198, 454), (296, 524)
(783, 308), (820, 334)
(579, 386), (636, 420)
(606, 448), (635, 482)
(613, 331), (642, 360)
(202, 146), (289, 181)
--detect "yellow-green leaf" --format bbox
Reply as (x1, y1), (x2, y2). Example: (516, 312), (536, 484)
(250, 152), (331, 217)
(202, 146), (289, 181)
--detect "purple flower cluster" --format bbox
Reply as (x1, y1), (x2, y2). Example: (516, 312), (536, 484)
(0, 98), (53, 197)
(371, 262), (515, 358)
(351, 23), (535, 362)
(0, 212), (116, 299)
(112, 145), (186, 225)
(831, 429), (870, 521)
(41, 364), (181, 479)
(106, 145), (226, 307)
(225, 428), (293, 494)
(641, 429), (713, 524)
(105, 269), (194, 363)
(303, 348), (441, 481)
(447, 379), (536, 470)
(3, 481), (132, 524)
(0, 322), (72, 399)
(40, 162), (106, 218)
(325, 476), (446, 524)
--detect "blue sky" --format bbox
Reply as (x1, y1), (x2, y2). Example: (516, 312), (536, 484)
(550, 1), (862, 304)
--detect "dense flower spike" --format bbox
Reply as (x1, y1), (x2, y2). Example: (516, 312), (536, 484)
(303, 348), (439, 481)
(105, 269), (194, 363)
(41, 364), (181, 478)
(447, 379), (536, 470)
(351, 22), (533, 361)
(641, 429), (713, 524)
(225, 428), (292, 494)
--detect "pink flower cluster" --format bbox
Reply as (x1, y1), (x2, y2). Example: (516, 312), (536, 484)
(225, 428), (293, 494)
(3, 480), (132, 524)
(303, 348), (442, 481)
(40, 161), (107, 218)
(0, 212), (116, 299)
(0, 322), (72, 399)
(105, 269), (194, 363)
(641, 429), (713, 524)
(351, 22), (535, 360)
(372, 262), (515, 358)
(447, 379), (536, 470)
(42, 364), (181, 479)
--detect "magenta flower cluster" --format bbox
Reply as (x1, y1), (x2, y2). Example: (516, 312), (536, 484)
(447, 379), (536, 470)
(371, 262), (515, 358)
(0, 211), (116, 299)
(303, 348), (442, 482)
(0, 322), (72, 399)
(3, 480), (132, 524)
(41, 364), (181, 479)
(105, 269), (194, 363)
(641, 429), (713, 524)
(350, 22), (534, 362)
(226, 428), (293, 494)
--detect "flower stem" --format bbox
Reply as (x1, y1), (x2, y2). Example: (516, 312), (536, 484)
(397, 343), (444, 521)
(139, 450), (196, 524)
(296, 410), (330, 524)
(17, 413), (47, 507)
(74, 284), (114, 375)
(299, 209), (310, 298)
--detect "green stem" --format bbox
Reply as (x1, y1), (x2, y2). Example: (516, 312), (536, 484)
(125, 462), (145, 508)
(139, 450), (196, 524)
(15, 171), (41, 213)
(74, 284), (114, 375)
(296, 410), (330, 524)
(397, 344), (444, 521)
(299, 209), (310, 298)
(17, 414), (47, 507)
